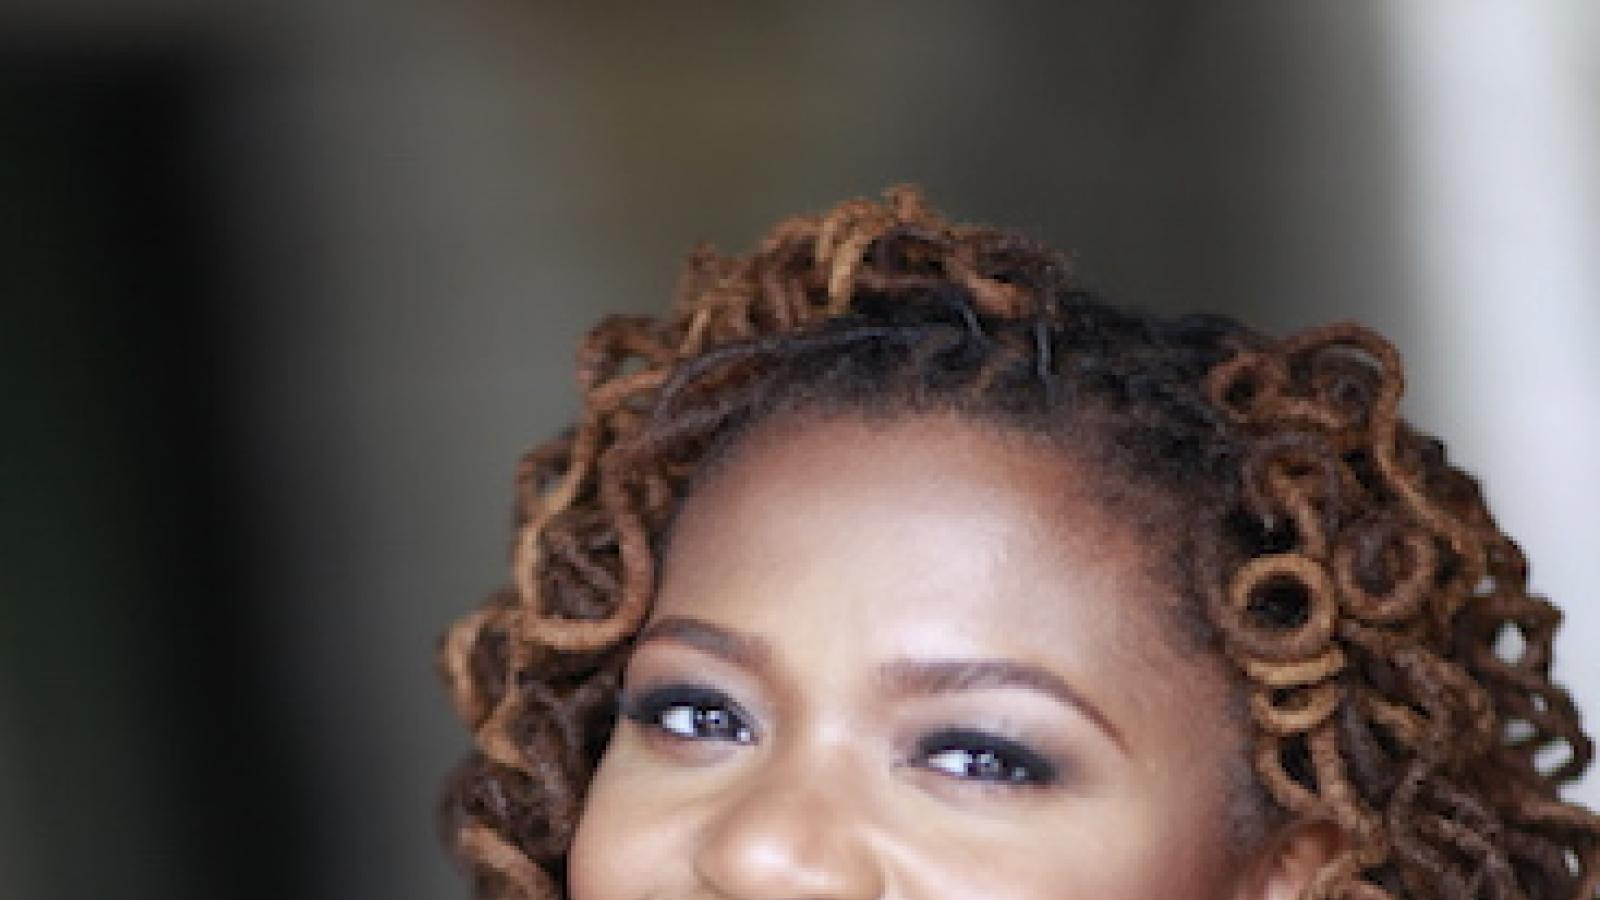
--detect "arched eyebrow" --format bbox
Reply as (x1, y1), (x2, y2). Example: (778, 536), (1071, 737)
(636, 616), (773, 674)
(878, 658), (1127, 751)
(635, 615), (1126, 751)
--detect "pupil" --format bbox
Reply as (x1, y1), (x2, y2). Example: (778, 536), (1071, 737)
(973, 751), (1003, 778)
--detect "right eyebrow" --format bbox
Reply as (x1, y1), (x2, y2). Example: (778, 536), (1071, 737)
(635, 615), (773, 674)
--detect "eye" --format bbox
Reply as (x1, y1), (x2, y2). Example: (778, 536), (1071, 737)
(620, 684), (756, 744)
(913, 728), (1059, 787)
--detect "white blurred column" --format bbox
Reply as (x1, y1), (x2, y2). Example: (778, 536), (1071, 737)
(1382, 1), (1600, 806)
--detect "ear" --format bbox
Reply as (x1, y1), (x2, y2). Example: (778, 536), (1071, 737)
(1235, 820), (1347, 900)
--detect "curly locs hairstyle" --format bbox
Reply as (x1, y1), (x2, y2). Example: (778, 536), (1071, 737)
(437, 187), (1598, 900)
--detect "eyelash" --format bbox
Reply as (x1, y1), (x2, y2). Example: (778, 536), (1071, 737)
(620, 683), (758, 744)
(619, 685), (1060, 788)
(911, 727), (1059, 787)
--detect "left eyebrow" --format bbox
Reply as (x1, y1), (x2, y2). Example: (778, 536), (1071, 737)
(878, 658), (1127, 752)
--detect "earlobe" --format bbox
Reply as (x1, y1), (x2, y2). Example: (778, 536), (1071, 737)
(1239, 820), (1348, 900)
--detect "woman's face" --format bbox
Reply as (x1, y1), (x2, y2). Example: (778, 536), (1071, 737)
(569, 414), (1320, 900)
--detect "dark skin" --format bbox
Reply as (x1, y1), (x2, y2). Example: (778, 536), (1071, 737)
(569, 413), (1340, 900)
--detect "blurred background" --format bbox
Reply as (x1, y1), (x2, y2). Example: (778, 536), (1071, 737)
(2, 2), (1596, 898)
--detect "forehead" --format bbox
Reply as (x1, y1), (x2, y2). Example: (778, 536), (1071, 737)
(655, 413), (1227, 725)
(677, 412), (1124, 550)
(668, 412), (1144, 595)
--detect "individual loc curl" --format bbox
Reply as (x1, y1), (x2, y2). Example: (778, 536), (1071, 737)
(439, 187), (1600, 900)
(1333, 514), (1437, 626)
(1217, 553), (1341, 663)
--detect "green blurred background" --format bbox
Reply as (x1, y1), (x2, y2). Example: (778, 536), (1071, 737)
(3, 2), (1597, 898)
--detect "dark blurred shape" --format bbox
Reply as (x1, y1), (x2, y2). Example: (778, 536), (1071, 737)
(0, 43), (312, 900)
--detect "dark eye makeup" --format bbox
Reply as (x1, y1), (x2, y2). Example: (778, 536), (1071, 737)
(620, 683), (757, 744)
(620, 683), (1062, 789)
(909, 727), (1060, 787)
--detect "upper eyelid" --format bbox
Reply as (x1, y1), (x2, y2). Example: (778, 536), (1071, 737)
(622, 641), (766, 702)
(621, 682), (761, 736)
(917, 727), (1054, 759)
(623, 682), (743, 710)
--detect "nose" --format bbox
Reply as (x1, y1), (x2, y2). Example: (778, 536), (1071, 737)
(693, 754), (886, 900)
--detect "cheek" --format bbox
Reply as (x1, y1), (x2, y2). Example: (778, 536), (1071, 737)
(567, 781), (646, 900)
(1057, 798), (1241, 900)
(567, 747), (695, 900)
(884, 797), (1242, 900)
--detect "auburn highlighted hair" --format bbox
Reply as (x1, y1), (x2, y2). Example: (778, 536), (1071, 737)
(438, 187), (1599, 900)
